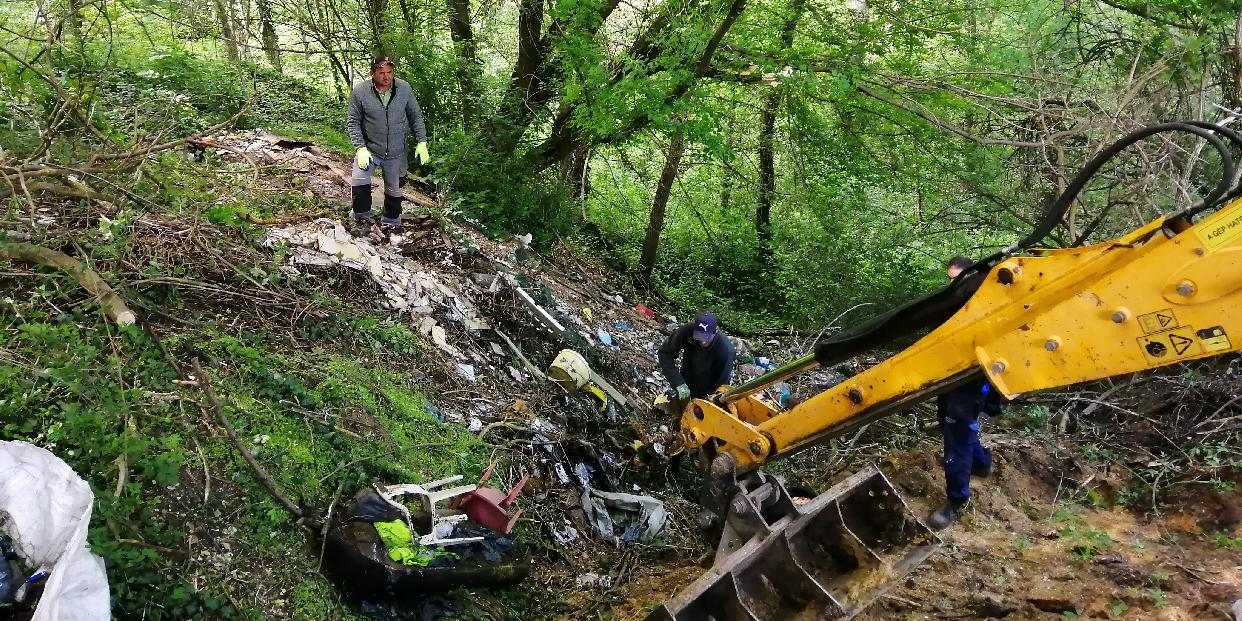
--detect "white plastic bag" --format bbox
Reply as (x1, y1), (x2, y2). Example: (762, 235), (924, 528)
(0, 441), (110, 620)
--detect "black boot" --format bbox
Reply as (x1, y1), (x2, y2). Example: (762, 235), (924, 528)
(928, 499), (968, 530)
(381, 194), (403, 233)
(351, 184), (373, 219)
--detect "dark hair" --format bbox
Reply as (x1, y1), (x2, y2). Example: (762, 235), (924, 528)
(946, 256), (972, 270)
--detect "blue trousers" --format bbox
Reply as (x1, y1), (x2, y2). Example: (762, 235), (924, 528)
(941, 410), (991, 503)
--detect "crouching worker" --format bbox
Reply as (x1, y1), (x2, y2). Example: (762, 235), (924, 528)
(658, 312), (736, 408)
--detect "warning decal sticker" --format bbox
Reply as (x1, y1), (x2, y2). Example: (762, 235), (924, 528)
(1197, 208), (1242, 252)
(1137, 325), (1204, 366)
(1137, 309), (1177, 335)
(1197, 326), (1233, 353)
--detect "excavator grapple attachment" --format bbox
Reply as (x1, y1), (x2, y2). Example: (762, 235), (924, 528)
(647, 466), (937, 621)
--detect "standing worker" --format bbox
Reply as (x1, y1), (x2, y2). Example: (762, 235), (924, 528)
(929, 256), (1006, 529)
(658, 312), (736, 403)
(346, 56), (430, 236)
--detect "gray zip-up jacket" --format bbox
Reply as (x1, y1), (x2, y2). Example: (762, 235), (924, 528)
(346, 77), (427, 160)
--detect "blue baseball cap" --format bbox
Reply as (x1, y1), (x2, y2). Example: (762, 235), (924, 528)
(692, 312), (718, 345)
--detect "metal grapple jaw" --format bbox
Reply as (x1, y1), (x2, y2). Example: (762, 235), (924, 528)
(648, 465), (939, 621)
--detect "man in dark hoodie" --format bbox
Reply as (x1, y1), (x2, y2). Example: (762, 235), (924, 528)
(658, 312), (736, 403)
(346, 56), (429, 236)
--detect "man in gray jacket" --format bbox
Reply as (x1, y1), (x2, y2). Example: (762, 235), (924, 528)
(346, 56), (429, 235)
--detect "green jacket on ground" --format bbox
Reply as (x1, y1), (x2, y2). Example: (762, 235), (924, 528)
(346, 77), (427, 161)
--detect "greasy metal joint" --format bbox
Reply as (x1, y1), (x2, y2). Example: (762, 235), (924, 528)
(693, 403), (705, 420)
(1044, 337), (1061, 352)
(991, 360), (1007, 374)
(1176, 280), (1197, 297)
(747, 440), (763, 456)
(847, 387), (864, 405)
(1111, 308), (1129, 323)
(997, 267), (1015, 285)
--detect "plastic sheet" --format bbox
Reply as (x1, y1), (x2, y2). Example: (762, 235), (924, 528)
(0, 441), (109, 620)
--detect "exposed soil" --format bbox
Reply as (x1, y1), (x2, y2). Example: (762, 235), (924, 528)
(597, 435), (1241, 620)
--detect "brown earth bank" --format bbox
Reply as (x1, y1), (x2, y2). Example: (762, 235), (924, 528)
(589, 437), (1240, 621)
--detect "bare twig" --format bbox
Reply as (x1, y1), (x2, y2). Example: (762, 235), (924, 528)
(191, 357), (304, 521)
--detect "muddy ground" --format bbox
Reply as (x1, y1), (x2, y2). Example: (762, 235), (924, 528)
(595, 436), (1241, 621)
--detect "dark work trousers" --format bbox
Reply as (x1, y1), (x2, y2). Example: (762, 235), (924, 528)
(939, 384), (992, 503)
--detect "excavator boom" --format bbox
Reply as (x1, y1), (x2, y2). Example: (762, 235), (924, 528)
(653, 122), (1242, 621)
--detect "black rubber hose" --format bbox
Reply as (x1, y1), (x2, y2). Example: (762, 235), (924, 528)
(1022, 122), (1234, 250)
(1179, 121), (1242, 209)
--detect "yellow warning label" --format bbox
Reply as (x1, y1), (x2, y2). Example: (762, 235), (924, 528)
(1197, 326), (1233, 353)
(1137, 326), (1203, 366)
(1197, 209), (1242, 252)
(1137, 309), (1177, 335)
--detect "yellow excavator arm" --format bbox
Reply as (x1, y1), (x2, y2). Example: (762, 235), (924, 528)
(649, 122), (1242, 621)
(682, 195), (1242, 472)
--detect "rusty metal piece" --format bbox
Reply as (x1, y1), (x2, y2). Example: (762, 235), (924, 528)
(647, 466), (938, 621)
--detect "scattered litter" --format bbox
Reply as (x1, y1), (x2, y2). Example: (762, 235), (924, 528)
(597, 329), (613, 347)
(634, 304), (655, 319)
(573, 462), (595, 487)
(507, 366), (524, 382)
(454, 463), (528, 535)
(455, 364), (477, 382)
(576, 572), (612, 589)
(580, 487), (667, 545)
(552, 463), (571, 485)
(614, 321), (632, 332)
(548, 520), (579, 544)
(582, 307), (593, 321)
(468, 417), (484, 433)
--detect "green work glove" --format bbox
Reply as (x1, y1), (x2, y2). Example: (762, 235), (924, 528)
(675, 384), (690, 401)
(355, 146), (372, 169)
(414, 141), (430, 166)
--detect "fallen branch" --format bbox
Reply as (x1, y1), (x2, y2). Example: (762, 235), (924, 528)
(191, 357), (304, 521)
(0, 241), (136, 325)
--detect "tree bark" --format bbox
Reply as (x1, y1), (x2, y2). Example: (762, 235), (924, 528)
(0, 242), (136, 326)
(447, 0), (479, 128)
(366, 0), (388, 57)
(562, 145), (591, 202)
(214, 0), (240, 61)
(486, 0), (547, 154)
(639, 133), (687, 277)
(755, 0), (804, 246)
(257, 0), (282, 70)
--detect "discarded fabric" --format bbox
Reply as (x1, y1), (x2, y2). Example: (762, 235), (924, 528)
(579, 487), (667, 545)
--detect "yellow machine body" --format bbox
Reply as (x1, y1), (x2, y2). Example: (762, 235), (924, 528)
(681, 198), (1242, 472)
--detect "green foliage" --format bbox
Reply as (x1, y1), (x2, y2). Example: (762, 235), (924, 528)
(1206, 531), (1242, 549)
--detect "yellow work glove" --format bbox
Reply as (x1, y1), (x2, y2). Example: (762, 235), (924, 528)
(355, 147), (371, 169)
(414, 141), (430, 166)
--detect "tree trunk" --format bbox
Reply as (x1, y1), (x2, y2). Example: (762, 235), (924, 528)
(447, 0), (479, 128)
(214, 0), (240, 61)
(755, 0), (802, 247)
(562, 145), (591, 202)
(1232, 7), (1242, 108)
(397, 0), (416, 30)
(257, 0), (281, 70)
(755, 92), (779, 245)
(639, 133), (687, 278)
(486, 0), (547, 154)
(366, 0), (388, 57)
